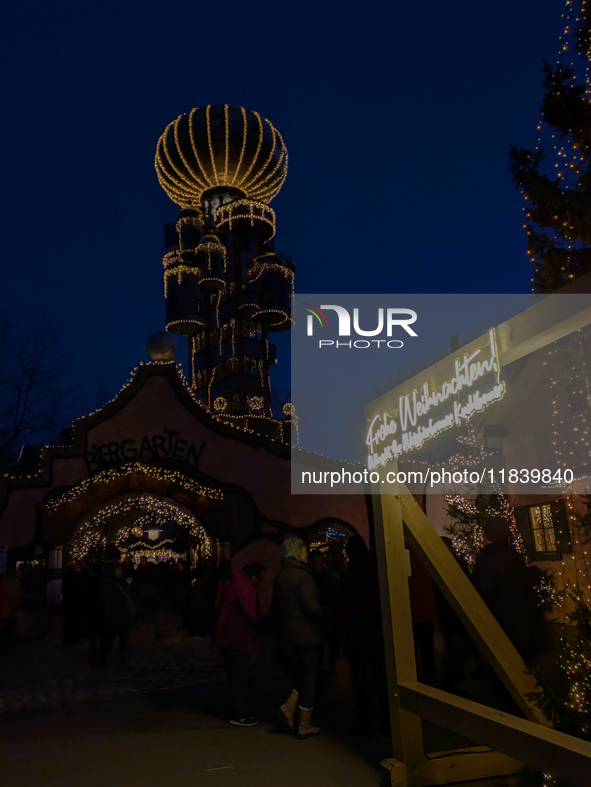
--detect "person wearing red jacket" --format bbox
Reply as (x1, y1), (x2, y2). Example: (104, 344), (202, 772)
(214, 562), (265, 726)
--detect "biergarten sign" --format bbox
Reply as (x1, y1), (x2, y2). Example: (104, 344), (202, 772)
(86, 430), (206, 472)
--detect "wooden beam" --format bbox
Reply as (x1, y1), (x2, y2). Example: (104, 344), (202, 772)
(364, 293), (591, 421)
(399, 682), (591, 787)
(375, 490), (426, 765)
(382, 747), (522, 787)
(397, 490), (547, 724)
(496, 295), (591, 366)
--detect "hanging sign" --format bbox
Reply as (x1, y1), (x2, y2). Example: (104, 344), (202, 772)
(365, 328), (505, 470)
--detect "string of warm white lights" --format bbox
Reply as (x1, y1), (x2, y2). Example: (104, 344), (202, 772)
(45, 462), (222, 511)
(443, 424), (526, 568)
(155, 105), (288, 207)
(216, 200), (276, 238)
(515, 0), (591, 290)
(70, 494), (211, 561)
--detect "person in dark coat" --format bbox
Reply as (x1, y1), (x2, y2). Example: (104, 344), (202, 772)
(97, 545), (134, 668)
(335, 535), (389, 735)
(307, 549), (340, 706)
(274, 537), (326, 739)
(173, 560), (191, 629)
(437, 537), (479, 693)
(408, 549), (438, 685)
(62, 561), (86, 645)
(308, 550), (339, 622)
(472, 516), (547, 664)
(215, 562), (265, 726)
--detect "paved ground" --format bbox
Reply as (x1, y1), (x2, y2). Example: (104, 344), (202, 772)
(0, 629), (222, 713)
(0, 686), (520, 787)
(0, 625), (521, 787)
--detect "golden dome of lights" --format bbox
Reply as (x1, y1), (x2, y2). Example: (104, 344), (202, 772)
(155, 105), (288, 208)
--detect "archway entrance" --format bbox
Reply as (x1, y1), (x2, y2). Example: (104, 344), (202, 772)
(69, 494), (211, 568)
(307, 519), (360, 572)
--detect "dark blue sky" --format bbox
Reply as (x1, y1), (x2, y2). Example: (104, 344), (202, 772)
(0, 0), (564, 408)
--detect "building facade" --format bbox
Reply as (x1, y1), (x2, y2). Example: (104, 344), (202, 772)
(0, 105), (370, 609)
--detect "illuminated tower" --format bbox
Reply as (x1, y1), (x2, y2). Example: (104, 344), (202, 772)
(155, 105), (294, 423)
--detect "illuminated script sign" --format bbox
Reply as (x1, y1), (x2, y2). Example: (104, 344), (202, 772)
(365, 328), (505, 470)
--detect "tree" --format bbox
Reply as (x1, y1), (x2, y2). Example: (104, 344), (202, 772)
(93, 380), (113, 411)
(0, 313), (78, 470)
(442, 423), (526, 568)
(509, 4), (591, 291)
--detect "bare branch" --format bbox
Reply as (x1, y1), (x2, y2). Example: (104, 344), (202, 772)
(0, 313), (80, 469)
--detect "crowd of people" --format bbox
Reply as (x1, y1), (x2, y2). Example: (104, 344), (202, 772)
(215, 517), (550, 739)
(59, 545), (227, 667)
(213, 535), (388, 737)
(0, 515), (550, 742)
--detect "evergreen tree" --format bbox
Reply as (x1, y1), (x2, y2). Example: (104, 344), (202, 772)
(442, 423), (526, 568)
(509, 3), (591, 291)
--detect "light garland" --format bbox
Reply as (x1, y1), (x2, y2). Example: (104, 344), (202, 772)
(237, 110), (264, 190)
(163, 266), (201, 298)
(45, 462), (222, 511)
(217, 199), (276, 238)
(443, 424), (526, 568)
(513, 0), (591, 290)
(70, 494), (211, 561)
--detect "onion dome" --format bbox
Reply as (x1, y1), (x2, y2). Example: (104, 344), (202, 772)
(155, 105), (288, 208)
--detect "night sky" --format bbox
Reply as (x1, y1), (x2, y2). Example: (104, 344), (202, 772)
(0, 0), (564, 415)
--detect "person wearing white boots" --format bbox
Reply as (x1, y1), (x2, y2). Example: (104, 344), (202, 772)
(273, 537), (326, 739)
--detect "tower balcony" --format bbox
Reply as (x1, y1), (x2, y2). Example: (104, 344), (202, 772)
(216, 200), (276, 241)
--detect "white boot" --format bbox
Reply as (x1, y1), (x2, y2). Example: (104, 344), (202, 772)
(277, 688), (299, 730)
(296, 706), (320, 739)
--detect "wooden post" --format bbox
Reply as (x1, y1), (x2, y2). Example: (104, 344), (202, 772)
(364, 294), (591, 784)
(398, 489), (547, 725)
(373, 487), (425, 768)
(375, 487), (552, 785)
(398, 682), (591, 786)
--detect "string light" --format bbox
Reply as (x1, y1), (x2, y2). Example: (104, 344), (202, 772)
(443, 423), (525, 568)
(216, 199), (276, 238)
(155, 105), (288, 208)
(45, 462), (223, 511)
(70, 494), (211, 561)
(512, 0), (591, 291)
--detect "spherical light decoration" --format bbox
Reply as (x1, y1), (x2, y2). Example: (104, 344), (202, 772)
(248, 396), (264, 412)
(155, 105), (288, 208)
(147, 331), (178, 361)
(214, 397), (228, 413)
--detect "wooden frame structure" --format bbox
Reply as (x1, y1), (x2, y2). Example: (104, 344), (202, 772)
(369, 295), (591, 786)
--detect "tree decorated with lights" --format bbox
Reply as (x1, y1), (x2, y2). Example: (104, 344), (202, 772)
(442, 424), (526, 568)
(509, 0), (591, 292)
(526, 585), (591, 751)
(571, 493), (591, 541)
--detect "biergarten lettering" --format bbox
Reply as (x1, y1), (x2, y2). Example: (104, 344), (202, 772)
(86, 430), (205, 472)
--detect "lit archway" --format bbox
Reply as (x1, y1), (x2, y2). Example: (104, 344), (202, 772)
(69, 493), (211, 562)
(307, 519), (358, 553)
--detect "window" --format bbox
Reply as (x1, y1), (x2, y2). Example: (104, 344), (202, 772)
(515, 500), (571, 561)
(529, 504), (557, 553)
